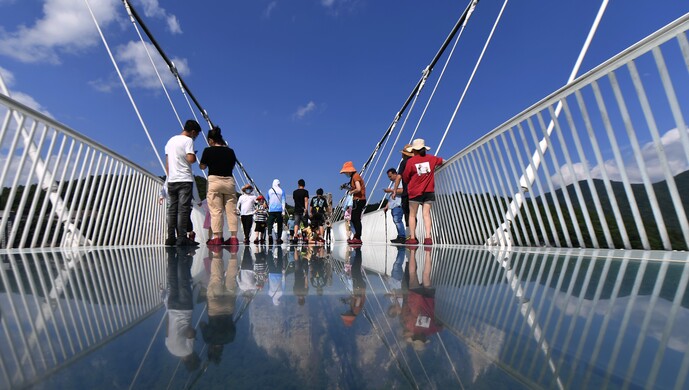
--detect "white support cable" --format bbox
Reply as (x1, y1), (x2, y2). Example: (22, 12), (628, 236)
(168, 62), (209, 184)
(436, 332), (465, 389)
(437, 0), (509, 155)
(376, 1), (478, 210)
(123, 0), (213, 194)
(373, 0), (475, 210)
(369, 77), (423, 209)
(129, 311), (166, 390)
(83, 0), (165, 173)
(485, 0), (609, 247)
(123, 1), (183, 129)
(409, 2), (475, 146)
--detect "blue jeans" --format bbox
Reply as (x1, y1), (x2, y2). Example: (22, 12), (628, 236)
(167, 181), (193, 242)
(166, 248), (193, 310)
(391, 206), (405, 238)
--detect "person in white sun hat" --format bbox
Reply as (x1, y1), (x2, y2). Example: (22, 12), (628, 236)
(401, 138), (444, 246)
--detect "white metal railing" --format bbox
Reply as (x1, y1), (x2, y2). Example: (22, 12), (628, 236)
(432, 12), (689, 250)
(0, 92), (166, 248)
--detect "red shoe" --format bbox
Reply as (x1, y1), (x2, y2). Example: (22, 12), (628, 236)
(223, 237), (240, 246)
(207, 237), (223, 246)
(349, 238), (362, 245)
(423, 238), (433, 245)
(405, 238), (419, 246)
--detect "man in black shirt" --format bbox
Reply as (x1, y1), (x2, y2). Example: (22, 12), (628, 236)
(292, 179), (309, 243)
(310, 188), (329, 240)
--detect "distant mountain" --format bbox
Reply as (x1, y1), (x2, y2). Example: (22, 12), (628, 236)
(542, 170), (689, 250)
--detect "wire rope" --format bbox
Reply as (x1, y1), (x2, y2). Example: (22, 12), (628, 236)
(373, 1), (476, 210)
(122, 1), (183, 130)
(436, 0), (509, 155)
(331, 0), (480, 217)
(83, 0), (165, 173)
(120, 0), (262, 193)
(128, 310), (166, 390)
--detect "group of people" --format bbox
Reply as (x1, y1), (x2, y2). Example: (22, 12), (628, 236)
(395, 138), (444, 246)
(163, 120), (441, 247)
(290, 179), (332, 244)
(341, 138), (443, 246)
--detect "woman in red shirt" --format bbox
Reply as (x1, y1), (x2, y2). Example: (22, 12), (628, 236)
(402, 139), (443, 246)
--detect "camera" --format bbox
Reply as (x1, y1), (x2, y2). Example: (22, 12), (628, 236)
(339, 182), (352, 191)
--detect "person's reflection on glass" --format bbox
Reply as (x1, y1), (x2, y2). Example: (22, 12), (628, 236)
(402, 247), (442, 351)
(310, 247), (327, 296)
(268, 245), (286, 306)
(164, 247), (200, 371)
(254, 245), (268, 291)
(293, 248), (309, 306)
(386, 246), (407, 318)
(340, 246), (366, 327)
(200, 246), (238, 365)
(237, 246), (259, 297)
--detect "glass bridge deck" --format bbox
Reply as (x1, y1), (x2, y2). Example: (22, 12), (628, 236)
(1, 243), (687, 389)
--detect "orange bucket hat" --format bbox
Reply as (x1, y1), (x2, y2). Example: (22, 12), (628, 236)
(340, 161), (356, 173)
(340, 313), (356, 327)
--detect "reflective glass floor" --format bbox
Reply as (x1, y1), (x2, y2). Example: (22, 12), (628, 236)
(1, 243), (688, 389)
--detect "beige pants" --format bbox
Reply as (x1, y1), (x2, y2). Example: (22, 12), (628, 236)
(207, 254), (237, 316)
(207, 175), (238, 234)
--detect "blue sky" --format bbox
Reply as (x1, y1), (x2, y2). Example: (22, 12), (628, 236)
(1, 0), (688, 204)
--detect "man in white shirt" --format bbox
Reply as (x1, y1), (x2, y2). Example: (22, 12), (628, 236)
(165, 120), (201, 246)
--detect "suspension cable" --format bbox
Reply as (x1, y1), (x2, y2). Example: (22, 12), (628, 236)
(122, 1), (183, 129)
(366, 80), (423, 207)
(129, 310), (166, 390)
(84, 0), (165, 173)
(436, 0), (509, 155)
(357, 0), (480, 179)
(408, 2), (477, 147)
(120, 0), (262, 193)
(373, 1), (478, 210)
(121, 0), (212, 128)
(332, 0), (481, 219)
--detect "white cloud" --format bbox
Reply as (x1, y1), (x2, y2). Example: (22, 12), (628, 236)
(0, 66), (15, 87)
(264, 1), (277, 19)
(137, 0), (182, 34)
(551, 127), (689, 187)
(166, 15), (182, 34)
(115, 40), (190, 90)
(293, 101), (316, 119)
(319, 0), (360, 15)
(0, 0), (120, 64)
(10, 92), (51, 116)
(0, 66), (51, 116)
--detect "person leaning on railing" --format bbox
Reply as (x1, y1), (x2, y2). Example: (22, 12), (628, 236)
(401, 139), (443, 246)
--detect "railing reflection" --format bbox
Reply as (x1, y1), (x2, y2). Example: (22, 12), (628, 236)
(1, 244), (687, 389)
(426, 246), (689, 389)
(0, 248), (166, 389)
